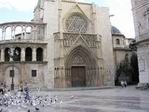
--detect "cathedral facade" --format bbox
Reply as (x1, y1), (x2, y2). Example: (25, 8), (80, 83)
(0, 0), (133, 89)
(131, 0), (149, 84)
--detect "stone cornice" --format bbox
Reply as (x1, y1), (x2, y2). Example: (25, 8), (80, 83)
(0, 21), (46, 26)
(113, 47), (132, 51)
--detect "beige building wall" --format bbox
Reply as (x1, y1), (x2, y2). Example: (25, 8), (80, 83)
(131, 0), (149, 84)
(34, 0), (115, 87)
(96, 7), (115, 85)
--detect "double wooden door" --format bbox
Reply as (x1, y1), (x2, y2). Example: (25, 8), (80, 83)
(71, 66), (86, 87)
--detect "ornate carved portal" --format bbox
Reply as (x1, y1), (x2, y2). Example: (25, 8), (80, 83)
(54, 33), (102, 88)
(71, 55), (86, 87)
(65, 46), (100, 87)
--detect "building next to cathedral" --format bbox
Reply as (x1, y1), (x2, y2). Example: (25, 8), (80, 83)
(131, 0), (149, 85)
(0, 0), (134, 89)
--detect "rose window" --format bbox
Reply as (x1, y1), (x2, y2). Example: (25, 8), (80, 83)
(65, 15), (87, 33)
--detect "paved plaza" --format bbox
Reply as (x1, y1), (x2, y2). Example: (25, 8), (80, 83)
(0, 86), (149, 112)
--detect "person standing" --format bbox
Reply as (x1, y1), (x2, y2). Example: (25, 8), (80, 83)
(24, 82), (30, 100)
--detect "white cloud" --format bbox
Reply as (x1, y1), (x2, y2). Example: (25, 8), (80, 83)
(109, 0), (135, 38)
(0, 0), (135, 38)
(0, 0), (38, 11)
(0, 0), (12, 9)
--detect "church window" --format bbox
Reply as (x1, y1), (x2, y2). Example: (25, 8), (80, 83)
(5, 27), (11, 40)
(116, 39), (120, 45)
(10, 70), (14, 77)
(65, 14), (87, 33)
(36, 47), (43, 61)
(15, 26), (22, 39)
(25, 47), (32, 61)
(13, 47), (21, 61)
(32, 70), (37, 77)
(5, 48), (10, 62)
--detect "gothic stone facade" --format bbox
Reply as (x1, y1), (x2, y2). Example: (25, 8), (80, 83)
(131, 0), (149, 84)
(0, 0), (116, 89)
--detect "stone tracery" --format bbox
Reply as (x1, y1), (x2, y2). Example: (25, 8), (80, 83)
(62, 33), (100, 48)
(65, 15), (87, 33)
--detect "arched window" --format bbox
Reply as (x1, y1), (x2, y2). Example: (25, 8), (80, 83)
(25, 47), (32, 61)
(5, 48), (10, 62)
(15, 26), (22, 39)
(14, 47), (21, 61)
(36, 48), (43, 61)
(5, 27), (11, 40)
(116, 39), (120, 45)
(26, 26), (32, 39)
(26, 26), (31, 33)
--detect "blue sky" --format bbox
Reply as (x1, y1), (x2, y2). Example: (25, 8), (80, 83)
(0, 0), (135, 38)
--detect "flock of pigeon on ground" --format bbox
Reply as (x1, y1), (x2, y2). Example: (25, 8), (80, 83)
(0, 89), (63, 112)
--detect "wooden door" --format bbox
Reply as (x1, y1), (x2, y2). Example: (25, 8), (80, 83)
(71, 66), (86, 87)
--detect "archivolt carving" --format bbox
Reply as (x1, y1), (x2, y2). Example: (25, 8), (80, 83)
(72, 55), (85, 65)
(63, 33), (79, 46)
(81, 34), (97, 47)
(54, 32), (101, 48)
(64, 34), (100, 48)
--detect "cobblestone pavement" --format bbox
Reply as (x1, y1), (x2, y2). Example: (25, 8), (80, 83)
(0, 86), (149, 112)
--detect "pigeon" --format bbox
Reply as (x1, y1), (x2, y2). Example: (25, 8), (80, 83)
(60, 100), (63, 104)
(35, 107), (39, 111)
(0, 108), (3, 112)
(70, 95), (74, 99)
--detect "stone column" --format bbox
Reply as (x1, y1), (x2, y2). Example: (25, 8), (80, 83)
(11, 27), (16, 39)
(1, 49), (4, 62)
(43, 48), (47, 61)
(21, 26), (24, 39)
(24, 26), (27, 40)
(21, 48), (25, 61)
(32, 48), (36, 61)
(92, 3), (97, 33)
(32, 26), (37, 40)
(11, 27), (13, 39)
(68, 68), (71, 87)
(2, 29), (6, 40)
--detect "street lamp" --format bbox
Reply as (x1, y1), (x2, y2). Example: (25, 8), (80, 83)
(8, 48), (19, 90)
(10, 65), (14, 90)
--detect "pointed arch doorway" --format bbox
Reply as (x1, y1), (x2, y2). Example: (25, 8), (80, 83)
(65, 46), (98, 87)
